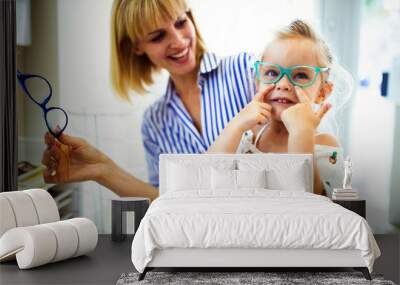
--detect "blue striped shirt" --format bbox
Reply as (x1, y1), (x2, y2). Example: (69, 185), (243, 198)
(141, 52), (256, 187)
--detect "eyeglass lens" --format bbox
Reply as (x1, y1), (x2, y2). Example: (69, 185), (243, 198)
(23, 76), (52, 104)
(46, 108), (68, 137)
(259, 64), (317, 86)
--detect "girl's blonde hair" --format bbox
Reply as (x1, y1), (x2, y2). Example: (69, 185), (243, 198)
(274, 19), (333, 67)
(110, 0), (207, 100)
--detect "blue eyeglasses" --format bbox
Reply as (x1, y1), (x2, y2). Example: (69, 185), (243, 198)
(16, 70), (68, 138)
(254, 61), (329, 88)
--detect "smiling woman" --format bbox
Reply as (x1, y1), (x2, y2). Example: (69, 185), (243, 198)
(41, 0), (255, 199)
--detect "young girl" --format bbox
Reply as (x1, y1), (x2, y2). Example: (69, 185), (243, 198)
(208, 20), (348, 196)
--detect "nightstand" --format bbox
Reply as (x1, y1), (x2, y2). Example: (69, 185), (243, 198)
(111, 197), (150, 242)
(332, 200), (366, 218)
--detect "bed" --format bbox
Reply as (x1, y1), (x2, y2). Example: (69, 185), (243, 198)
(131, 154), (381, 281)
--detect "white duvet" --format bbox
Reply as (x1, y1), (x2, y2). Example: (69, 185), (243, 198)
(131, 190), (380, 273)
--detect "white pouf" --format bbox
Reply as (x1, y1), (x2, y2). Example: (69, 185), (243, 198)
(24, 189), (60, 223)
(0, 218), (98, 269)
(0, 196), (17, 237)
(1, 191), (39, 227)
(0, 189), (98, 269)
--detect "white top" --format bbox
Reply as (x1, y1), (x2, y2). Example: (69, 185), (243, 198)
(236, 124), (345, 195)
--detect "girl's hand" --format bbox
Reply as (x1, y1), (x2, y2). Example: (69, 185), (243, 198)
(231, 85), (275, 132)
(281, 86), (331, 134)
(42, 133), (112, 184)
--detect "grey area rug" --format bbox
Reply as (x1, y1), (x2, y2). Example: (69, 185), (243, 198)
(116, 271), (396, 285)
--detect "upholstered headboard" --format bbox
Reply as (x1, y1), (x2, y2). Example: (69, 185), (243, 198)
(159, 153), (313, 195)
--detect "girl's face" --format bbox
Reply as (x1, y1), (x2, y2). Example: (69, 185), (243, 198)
(260, 39), (332, 121)
(135, 11), (197, 77)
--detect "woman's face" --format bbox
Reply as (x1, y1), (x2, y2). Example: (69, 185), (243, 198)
(260, 39), (332, 121)
(135, 11), (197, 77)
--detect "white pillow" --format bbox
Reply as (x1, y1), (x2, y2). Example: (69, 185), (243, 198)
(167, 162), (210, 191)
(236, 169), (267, 189)
(211, 168), (236, 190)
(238, 159), (309, 191)
(166, 159), (236, 192)
(211, 168), (267, 190)
(266, 162), (307, 191)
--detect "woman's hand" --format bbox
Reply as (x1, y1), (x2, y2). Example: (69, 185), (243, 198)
(281, 86), (331, 135)
(42, 133), (112, 184)
(231, 84), (274, 132)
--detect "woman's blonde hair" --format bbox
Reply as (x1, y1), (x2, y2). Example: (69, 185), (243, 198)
(110, 0), (207, 100)
(273, 19), (333, 67)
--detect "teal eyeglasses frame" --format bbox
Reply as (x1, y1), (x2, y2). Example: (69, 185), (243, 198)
(254, 61), (329, 88)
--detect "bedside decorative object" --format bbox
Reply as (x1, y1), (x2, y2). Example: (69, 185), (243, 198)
(111, 197), (149, 242)
(333, 200), (366, 219)
(332, 188), (359, 200)
(332, 156), (359, 200)
(343, 156), (353, 190)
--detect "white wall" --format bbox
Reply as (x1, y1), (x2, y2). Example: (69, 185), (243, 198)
(348, 54), (400, 233)
(189, 0), (319, 56)
(316, 0), (399, 233)
(388, 58), (400, 228)
(349, 88), (397, 233)
(337, 0), (399, 234)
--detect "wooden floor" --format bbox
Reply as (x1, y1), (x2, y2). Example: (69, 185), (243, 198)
(0, 234), (398, 285)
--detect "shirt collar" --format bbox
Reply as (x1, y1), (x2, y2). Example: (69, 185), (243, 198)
(164, 52), (221, 104)
(164, 80), (174, 105)
(199, 52), (221, 74)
